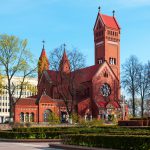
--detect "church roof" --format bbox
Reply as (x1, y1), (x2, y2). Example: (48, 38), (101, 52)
(39, 94), (56, 103)
(99, 13), (120, 30)
(74, 64), (100, 83)
(96, 100), (120, 108)
(15, 98), (37, 106)
(40, 48), (46, 57)
(97, 101), (107, 108)
(46, 64), (100, 84)
(62, 50), (69, 61)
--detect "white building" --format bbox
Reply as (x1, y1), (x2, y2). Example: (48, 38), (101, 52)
(0, 76), (37, 123)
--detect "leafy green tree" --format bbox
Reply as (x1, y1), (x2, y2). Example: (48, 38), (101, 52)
(0, 34), (36, 122)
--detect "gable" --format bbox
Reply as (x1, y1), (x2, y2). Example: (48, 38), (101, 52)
(94, 13), (120, 30)
(93, 61), (117, 81)
(39, 94), (56, 104)
(94, 13), (104, 30)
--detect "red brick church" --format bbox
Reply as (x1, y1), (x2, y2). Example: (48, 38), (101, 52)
(14, 10), (128, 123)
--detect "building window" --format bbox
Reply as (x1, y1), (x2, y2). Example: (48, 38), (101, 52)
(30, 113), (34, 122)
(104, 72), (108, 78)
(25, 113), (29, 122)
(98, 58), (103, 64)
(20, 112), (24, 122)
(109, 58), (116, 65)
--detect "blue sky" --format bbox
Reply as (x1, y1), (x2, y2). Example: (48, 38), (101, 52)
(0, 0), (150, 66)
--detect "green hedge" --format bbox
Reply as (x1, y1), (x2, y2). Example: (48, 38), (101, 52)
(12, 126), (150, 135)
(63, 134), (150, 150)
(12, 127), (81, 132)
(118, 120), (150, 126)
(0, 131), (77, 139)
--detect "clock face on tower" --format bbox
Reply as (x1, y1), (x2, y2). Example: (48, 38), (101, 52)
(100, 83), (111, 97)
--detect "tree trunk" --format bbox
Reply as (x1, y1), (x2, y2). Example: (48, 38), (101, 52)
(141, 97), (144, 118)
(132, 92), (136, 117)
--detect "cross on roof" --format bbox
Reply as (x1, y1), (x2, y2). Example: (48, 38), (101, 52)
(63, 43), (66, 50)
(42, 40), (45, 49)
(112, 10), (115, 17)
(98, 6), (101, 13)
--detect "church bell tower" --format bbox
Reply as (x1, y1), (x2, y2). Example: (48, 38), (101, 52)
(94, 8), (120, 80)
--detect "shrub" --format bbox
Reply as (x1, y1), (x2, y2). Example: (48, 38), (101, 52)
(48, 113), (61, 125)
(0, 130), (78, 139)
(79, 119), (104, 127)
(72, 113), (79, 124)
(118, 120), (141, 126)
(63, 134), (150, 150)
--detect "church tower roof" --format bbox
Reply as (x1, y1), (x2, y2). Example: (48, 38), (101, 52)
(38, 41), (50, 82)
(59, 46), (70, 73)
(94, 8), (120, 30)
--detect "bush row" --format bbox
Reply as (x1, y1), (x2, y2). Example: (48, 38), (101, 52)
(118, 120), (150, 126)
(13, 126), (118, 133)
(63, 134), (150, 150)
(130, 117), (150, 120)
(12, 126), (150, 135)
(79, 130), (150, 135)
(0, 131), (76, 139)
(12, 126), (81, 132)
(3, 129), (150, 140)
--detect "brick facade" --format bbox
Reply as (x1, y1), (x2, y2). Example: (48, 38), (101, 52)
(14, 11), (128, 123)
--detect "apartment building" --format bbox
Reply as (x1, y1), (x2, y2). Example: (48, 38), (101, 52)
(0, 76), (37, 123)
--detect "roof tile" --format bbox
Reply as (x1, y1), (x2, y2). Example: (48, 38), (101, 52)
(100, 14), (120, 29)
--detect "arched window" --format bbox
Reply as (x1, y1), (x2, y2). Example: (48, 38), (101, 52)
(25, 113), (29, 122)
(30, 113), (34, 122)
(20, 112), (24, 122)
(43, 109), (52, 122)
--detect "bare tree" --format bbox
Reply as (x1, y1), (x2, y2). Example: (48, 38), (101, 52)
(122, 55), (140, 117)
(49, 45), (85, 120)
(0, 34), (36, 122)
(137, 63), (150, 117)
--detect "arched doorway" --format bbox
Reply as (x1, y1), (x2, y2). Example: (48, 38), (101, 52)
(43, 109), (52, 122)
(85, 109), (92, 121)
(61, 111), (68, 123)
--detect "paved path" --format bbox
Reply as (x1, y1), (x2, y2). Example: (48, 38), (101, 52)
(0, 142), (62, 150)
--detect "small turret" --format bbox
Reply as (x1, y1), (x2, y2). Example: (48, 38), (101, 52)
(38, 41), (49, 82)
(59, 45), (70, 74)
